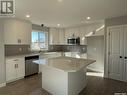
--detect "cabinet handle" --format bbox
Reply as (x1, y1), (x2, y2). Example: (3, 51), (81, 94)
(125, 57), (127, 59)
(14, 59), (19, 61)
(120, 56), (123, 58)
(15, 64), (17, 68)
(17, 64), (18, 68)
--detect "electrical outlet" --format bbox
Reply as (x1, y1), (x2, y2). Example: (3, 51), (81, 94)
(19, 48), (22, 52)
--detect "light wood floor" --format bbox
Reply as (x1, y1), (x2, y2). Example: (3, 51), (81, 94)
(0, 73), (127, 95)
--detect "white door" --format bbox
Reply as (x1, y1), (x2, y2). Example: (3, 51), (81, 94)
(16, 58), (25, 79)
(123, 27), (127, 82)
(108, 27), (124, 81)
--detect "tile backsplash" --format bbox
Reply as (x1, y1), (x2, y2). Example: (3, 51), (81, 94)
(48, 45), (87, 53)
(5, 45), (31, 56)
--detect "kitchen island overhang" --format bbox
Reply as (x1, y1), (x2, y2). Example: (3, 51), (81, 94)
(34, 57), (95, 95)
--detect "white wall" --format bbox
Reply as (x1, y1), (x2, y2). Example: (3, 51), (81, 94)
(0, 20), (6, 85)
(87, 36), (104, 72)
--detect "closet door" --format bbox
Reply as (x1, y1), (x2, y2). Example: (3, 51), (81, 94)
(108, 27), (124, 81)
(123, 27), (127, 82)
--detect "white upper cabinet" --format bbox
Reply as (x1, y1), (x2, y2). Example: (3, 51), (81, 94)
(58, 29), (65, 45)
(49, 28), (65, 45)
(4, 19), (32, 45)
(49, 23), (104, 45)
(49, 28), (59, 45)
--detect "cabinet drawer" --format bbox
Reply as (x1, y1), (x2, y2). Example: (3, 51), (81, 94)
(6, 57), (24, 63)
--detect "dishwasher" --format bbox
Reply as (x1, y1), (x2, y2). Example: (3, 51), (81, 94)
(25, 55), (39, 77)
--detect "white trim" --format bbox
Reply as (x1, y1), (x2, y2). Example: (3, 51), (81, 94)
(0, 83), (6, 88)
(105, 24), (127, 79)
(87, 67), (104, 73)
(6, 77), (24, 83)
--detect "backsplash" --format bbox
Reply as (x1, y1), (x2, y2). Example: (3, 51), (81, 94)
(5, 45), (31, 56)
(48, 45), (87, 53)
(5, 45), (87, 56)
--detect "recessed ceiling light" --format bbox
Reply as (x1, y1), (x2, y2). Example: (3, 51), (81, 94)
(26, 15), (30, 18)
(57, 24), (60, 27)
(86, 17), (91, 20)
(58, 0), (63, 2)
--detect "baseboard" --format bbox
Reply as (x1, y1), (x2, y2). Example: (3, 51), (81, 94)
(6, 76), (24, 83)
(0, 82), (6, 88)
(87, 67), (104, 73)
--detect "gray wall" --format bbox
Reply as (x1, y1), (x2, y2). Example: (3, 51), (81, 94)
(0, 20), (5, 84)
(105, 15), (127, 27)
(87, 36), (104, 72)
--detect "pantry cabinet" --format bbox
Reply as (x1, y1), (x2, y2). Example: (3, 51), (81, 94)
(4, 19), (32, 45)
(6, 57), (25, 83)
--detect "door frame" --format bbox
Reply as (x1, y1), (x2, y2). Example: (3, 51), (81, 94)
(106, 24), (127, 79)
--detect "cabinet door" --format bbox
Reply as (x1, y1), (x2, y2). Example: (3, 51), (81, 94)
(16, 58), (25, 79)
(49, 28), (59, 45)
(6, 60), (16, 82)
(17, 21), (31, 44)
(108, 27), (124, 81)
(4, 20), (18, 44)
(59, 29), (65, 44)
(4, 19), (31, 44)
(65, 52), (72, 57)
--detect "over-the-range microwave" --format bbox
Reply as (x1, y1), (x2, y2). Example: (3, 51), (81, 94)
(67, 37), (80, 45)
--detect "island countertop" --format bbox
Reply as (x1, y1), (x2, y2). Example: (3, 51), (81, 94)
(34, 57), (95, 72)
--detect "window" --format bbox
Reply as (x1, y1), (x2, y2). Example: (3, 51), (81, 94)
(31, 30), (48, 50)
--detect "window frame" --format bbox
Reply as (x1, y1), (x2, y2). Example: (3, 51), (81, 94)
(31, 30), (49, 51)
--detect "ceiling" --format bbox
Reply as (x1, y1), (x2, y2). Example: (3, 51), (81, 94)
(15, 0), (127, 28)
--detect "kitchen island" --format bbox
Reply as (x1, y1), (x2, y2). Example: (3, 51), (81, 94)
(34, 57), (95, 95)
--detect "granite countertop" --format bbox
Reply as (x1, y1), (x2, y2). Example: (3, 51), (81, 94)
(34, 57), (95, 72)
(5, 53), (40, 59)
